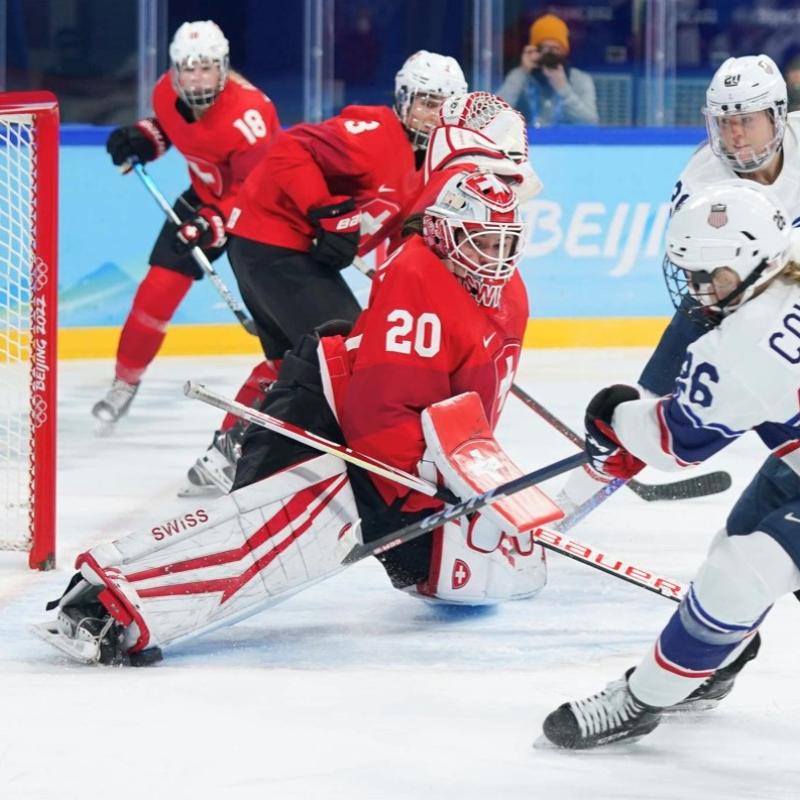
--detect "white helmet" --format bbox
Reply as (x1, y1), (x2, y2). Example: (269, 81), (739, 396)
(439, 92), (528, 163)
(663, 180), (790, 321)
(703, 55), (788, 173)
(394, 51), (467, 150)
(169, 20), (230, 110)
(423, 171), (525, 308)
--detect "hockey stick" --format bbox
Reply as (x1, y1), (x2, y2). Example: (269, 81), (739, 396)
(184, 381), (452, 500)
(186, 381), (687, 601)
(340, 463), (685, 603)
(510, 383), (732, 502)
(129, 161), (258, 336)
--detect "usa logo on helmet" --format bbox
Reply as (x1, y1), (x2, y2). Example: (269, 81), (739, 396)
(708, 203), (728, 228)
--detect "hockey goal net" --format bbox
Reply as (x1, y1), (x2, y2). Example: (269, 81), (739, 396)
(0, 92), (58, 570)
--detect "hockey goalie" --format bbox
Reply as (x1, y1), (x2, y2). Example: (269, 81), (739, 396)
(35, 169), (563, 665)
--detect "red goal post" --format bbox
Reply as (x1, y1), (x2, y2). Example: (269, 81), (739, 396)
(0, 92), (58, 570)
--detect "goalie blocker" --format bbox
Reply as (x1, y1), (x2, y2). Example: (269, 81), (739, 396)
(34, 389), (561, 664)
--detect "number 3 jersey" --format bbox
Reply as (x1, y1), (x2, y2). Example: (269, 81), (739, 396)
(319, 234), (529, 513)
(151, 72), (281, 217)
(612, 277), (800, 473)
(227, 105), (421, 254)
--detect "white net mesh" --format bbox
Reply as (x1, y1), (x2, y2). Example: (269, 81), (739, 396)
(0, 113), (36, 552)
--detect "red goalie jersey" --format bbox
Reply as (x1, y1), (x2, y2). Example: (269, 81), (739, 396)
(227, 105), (422, 254)
(151, 71), (281, 217)
(320, 234), (529, 513)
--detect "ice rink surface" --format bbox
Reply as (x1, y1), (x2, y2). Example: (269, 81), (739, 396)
(1, 349), (798, 800)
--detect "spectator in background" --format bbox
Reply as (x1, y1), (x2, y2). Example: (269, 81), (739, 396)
(497, 13), (598, 127)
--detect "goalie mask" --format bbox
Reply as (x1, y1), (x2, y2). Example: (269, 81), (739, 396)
(703, 55), (787, 173)
(423, 171), (526, 309)
(394, 51), (467, 150)
(170, 20), (230, 111)
(663, 180), (790, 323)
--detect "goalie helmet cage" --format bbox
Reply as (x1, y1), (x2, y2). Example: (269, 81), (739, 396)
(0, 92), (59, 570)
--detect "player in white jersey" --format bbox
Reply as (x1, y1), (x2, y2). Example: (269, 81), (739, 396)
(559, 56), (800, 520)
(541, 180), (800, 749)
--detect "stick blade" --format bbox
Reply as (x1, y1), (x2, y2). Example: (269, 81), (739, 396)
(630, 470), (732, 502)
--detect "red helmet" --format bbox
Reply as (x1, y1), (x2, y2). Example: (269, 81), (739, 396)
(423, 170), (526, 308)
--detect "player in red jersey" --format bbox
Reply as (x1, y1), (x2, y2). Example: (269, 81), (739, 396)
(91, 20), (280, 432)
(233, 169), (539, 596)
(184, 51), (467, 493)
(224, 50), (467, 360)
(36, 169), (563, 665)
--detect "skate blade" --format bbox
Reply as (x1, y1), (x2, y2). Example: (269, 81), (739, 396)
(177, 482), (223, 499)
(30, 621), (100, 664)
(532, 731), (654, 752)
(93, 416), (117, 437)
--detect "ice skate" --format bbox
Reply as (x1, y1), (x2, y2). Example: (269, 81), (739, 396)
(92, 378), (139, 435)
(542, 676), (663, 749)
(663, 632), (761, 713)
(179, 426), (242, 496)
(32, 580), (126, 665)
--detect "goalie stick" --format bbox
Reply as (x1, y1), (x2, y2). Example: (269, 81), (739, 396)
(510, 383), (732, 502)
(187, 382), (686, 602)
(184, 381), (454, 501)
(129, 161), (258, 336)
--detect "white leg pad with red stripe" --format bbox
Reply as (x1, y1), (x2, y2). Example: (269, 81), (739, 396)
(412, 520), (547, 604)
(76, 454), (359, 654)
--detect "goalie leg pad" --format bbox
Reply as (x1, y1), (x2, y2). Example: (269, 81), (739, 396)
(412, 519), (547, 605)
(73, 454), (360, 654)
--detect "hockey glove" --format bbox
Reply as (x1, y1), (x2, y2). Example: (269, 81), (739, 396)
(308, 197), (361, 270)
(584, 384), (646, 480)
(106, 118), (170, 168)
(174, 206), (227, 254)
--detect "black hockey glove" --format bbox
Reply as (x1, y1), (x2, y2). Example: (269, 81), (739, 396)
(308, 197), (361, 270)
(106, 118), (170, 168)
(584, 384), (645, 480)
(173, 206), (227, 254)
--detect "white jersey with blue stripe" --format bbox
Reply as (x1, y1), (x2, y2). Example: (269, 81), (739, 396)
(671, 112), (800, 227)
(613, 277), (800, 472)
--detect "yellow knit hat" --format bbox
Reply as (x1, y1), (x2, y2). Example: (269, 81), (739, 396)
(529, 14), (570, 54)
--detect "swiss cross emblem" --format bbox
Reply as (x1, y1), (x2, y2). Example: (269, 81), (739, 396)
(462, 172), (515, 212)
(452, 559), (471, 589)
(708, 203), (728, 228)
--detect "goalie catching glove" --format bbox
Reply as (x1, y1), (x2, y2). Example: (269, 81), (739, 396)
(174, 205), (227, 253)
(584, 384), (645, 480)
(308, 197), (361, 270)
(106, 118), (170, 167)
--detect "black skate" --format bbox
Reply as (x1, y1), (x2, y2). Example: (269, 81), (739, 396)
(92, 378), (139, 434)
(32, 577), (162, 666)
(542, 677), (663, 749)
(32, 581), (126, 664)
(664, 632), (761, 713)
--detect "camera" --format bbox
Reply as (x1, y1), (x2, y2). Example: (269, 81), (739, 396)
(537, 50), (564, 69)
